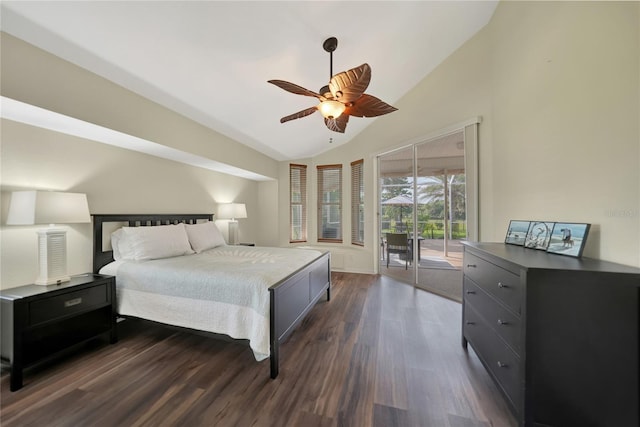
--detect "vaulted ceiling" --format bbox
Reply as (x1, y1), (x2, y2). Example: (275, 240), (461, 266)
(1, 1), (498, 161)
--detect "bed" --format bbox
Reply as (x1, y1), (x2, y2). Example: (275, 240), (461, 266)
(92, 213), (331, 379)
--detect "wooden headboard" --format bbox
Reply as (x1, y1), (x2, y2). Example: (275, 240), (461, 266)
(92, 213), (214, 273)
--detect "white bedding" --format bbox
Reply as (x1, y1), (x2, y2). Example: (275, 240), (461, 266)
(99, 245), (323, 361)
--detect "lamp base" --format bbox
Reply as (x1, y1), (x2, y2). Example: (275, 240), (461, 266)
(35, 276), (71, 286)
(228, 220), (239, 245)
(34, 228), (70, 286)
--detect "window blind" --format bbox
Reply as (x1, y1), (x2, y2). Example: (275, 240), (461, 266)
(351, 159), (364, 246)
(317, 164), (342, 242)
(290, 164), (307, 243)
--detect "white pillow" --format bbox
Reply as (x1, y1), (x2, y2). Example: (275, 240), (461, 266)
(185, 221), (226, 253)
(117, 223), (194, 261)
(111, 228), (133, 260)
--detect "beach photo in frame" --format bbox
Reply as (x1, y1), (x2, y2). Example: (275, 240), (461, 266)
(505, 220), (530, 246)
(547, 222), (591, 257)
(524, 221), (554, 250)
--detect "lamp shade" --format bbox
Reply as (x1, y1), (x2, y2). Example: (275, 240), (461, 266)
(217, 203), (247, 220)
(7, 191), (91, 225)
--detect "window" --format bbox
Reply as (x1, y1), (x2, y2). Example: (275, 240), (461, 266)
(317, 164), (342, 242)
(351, 159), (364, 246)
(290, 164), (307, 243)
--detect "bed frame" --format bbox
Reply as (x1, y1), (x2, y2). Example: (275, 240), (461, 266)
(92, 213), (331, 379)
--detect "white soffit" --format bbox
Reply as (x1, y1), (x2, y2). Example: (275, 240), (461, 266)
(0, 97), (272, 182)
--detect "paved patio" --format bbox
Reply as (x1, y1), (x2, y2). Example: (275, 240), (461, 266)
(381, 238), (463, 269)
(380, 239), (465, 301)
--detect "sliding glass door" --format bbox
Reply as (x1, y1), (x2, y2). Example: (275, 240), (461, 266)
(414, 132), (466, 300)
(378, 123), (478, 301)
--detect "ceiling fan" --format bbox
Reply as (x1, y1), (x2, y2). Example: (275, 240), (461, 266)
(268, 37), (397, 133)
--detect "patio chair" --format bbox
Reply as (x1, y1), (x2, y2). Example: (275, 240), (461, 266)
(386, 232), (411, 269)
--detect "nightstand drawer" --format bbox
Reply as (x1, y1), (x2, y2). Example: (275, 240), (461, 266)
(29, 284), (108, 326)
(464, 251), (522, 315)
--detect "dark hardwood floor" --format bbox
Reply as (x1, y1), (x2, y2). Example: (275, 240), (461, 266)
(1, 273), (516, 426)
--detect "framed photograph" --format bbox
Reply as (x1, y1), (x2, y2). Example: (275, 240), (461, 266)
(546, 222), (591, 258)
(505, 220), (530, 246)
(524, 221), (554, 250)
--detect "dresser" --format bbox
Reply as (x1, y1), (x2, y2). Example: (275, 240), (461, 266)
(461, 242), (640, 427)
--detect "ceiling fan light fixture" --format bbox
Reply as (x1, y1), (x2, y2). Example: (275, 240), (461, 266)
(318, 100), (345, 119)
(268, 36), (396, 133)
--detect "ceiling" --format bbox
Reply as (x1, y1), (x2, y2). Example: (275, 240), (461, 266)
(1, 1), (497, 162)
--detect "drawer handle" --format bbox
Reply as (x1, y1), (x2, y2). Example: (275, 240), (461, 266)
(466, 290), (476, 295)
(466, 321), (475, 325)
(466, 264), (477, 268)
(64, 297), (83, 308)
(497, 282), (508, 289)
(497, 319), (509, 326)
(497, 361), (508, 368)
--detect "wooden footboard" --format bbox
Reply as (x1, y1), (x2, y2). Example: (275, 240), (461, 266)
(269, 251), (331, 378)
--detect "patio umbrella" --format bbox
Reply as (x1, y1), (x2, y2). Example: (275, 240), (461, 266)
(381, 194), (413, 231)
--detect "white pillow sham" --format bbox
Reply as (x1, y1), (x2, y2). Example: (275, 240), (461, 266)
(185, 221), (226, 253)
(111, 228), (132, 260)
(114, 223), (194, 261)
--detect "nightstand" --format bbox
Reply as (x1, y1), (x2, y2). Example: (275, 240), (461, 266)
(0, 273), (117, 391)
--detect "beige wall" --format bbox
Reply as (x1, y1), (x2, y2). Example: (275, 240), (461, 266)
(0, 119), (263, 288)
(489, 1), (639, 266)
(299, 1), (640, 270)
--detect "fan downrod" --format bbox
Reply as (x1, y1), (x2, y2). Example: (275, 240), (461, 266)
(323, 37), (338, 83)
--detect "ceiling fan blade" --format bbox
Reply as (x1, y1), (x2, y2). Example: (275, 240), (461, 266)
(324, 114), (349, 133)
(268, 80), (324, 99)
(345, 94), (397, 118)
(280, 106), (318, 123)
(328, 63), (371, 104)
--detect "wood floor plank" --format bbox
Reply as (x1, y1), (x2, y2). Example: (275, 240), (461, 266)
(407, 366), (451, 426)
(336, 342), (376, 427)
(373, 403), (412, 427)
(448, 413), (493, 427)
(1, 272), (516, 427)
(374, 318), (409, 410)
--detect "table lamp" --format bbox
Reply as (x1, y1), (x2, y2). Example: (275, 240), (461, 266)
(218, 203), (247, 245)
(6, 191), (91, 285)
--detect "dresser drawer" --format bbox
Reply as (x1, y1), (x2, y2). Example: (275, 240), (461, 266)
(464, 303), (522, 411)
(464, 277), (522, 354)
(464, 251), (522, 315)
(29, 284), (109, 326)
